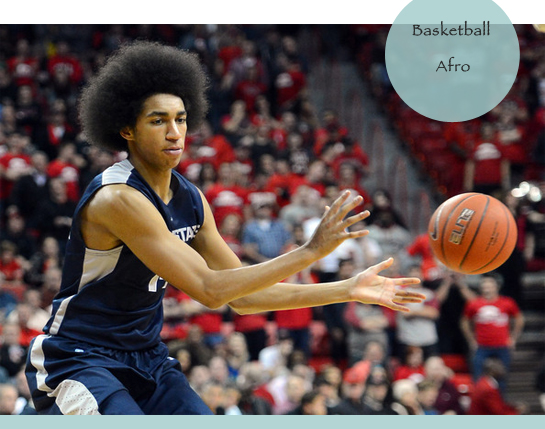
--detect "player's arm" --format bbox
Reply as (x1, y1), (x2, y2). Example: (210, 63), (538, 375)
(191, 190), (423, 314)
(84, 185), (366, 309)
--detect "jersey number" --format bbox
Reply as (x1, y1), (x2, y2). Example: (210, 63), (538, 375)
(148, 275), (167, 292)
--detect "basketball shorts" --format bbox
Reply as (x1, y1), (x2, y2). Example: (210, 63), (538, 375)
(25, 334), (213, 415)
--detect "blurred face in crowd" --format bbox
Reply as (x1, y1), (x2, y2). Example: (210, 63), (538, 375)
(209, 357), (229, 384)
(200, 383), (224, 413)
(286, 376), (306, 404)
(0, 384), (18, 415)
(418, 385), (439, 409)
(1, 324), (21, 346)
(303, 393), (327, 415)
(480, 277), (500, 300)
(425, 357), (448, 383)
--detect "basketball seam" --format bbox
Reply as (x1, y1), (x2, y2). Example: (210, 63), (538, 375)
(469, 201), (512, 274)
(439, 193), (477, 267)
(459, 196), (490, 270)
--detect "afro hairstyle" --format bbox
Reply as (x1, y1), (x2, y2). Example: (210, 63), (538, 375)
(79, 40), (209, 152)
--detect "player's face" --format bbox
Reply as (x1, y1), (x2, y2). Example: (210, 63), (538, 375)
(125, 93), (187, 171)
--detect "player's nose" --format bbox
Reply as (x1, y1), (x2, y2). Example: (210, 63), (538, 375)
(166, 120), (183, 140)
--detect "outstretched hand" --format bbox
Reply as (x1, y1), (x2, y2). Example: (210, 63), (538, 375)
(305, 190), (369, 259)
(349, 258), (425, 312)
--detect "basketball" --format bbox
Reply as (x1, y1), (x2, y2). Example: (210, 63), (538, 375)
(428, 193), (517, 275)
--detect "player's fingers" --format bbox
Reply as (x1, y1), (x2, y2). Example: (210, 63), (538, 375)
(393, 288), (426, 300)
(393, 296), (424, 304)
(392, 277), (422, 287)
(342, 210), (370, 230)
(345, 229), (369, 240)
(338, 195), (364, 220)
(328, 190), (351, 216)
(383, 302), (411, 312)
(369, 257), (394, 274)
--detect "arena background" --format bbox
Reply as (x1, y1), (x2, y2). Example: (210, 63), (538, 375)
(0, 24), (543, 415)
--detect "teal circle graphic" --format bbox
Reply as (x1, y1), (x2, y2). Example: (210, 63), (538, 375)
(385, 0), (520, 122)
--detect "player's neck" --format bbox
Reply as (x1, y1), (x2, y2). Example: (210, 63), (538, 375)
(130, 158), (174, 204)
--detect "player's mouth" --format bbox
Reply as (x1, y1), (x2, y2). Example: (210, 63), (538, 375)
(163, 147), (183, 156)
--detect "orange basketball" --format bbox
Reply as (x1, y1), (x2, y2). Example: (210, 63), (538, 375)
(428, 193), (517, 275)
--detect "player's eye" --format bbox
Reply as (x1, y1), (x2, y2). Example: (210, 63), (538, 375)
(177, 117), (187, 124)
(151, 118), (163, 125)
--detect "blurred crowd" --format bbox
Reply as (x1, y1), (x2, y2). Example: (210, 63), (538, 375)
(0, 24), (543, 415)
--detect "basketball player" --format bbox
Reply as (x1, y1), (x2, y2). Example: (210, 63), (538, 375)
(25, 41), (424, 415)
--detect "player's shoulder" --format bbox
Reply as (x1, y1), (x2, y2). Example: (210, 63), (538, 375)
(85, 184), (150, 222)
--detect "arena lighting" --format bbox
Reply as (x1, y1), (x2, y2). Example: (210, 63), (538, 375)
(511, 181), (543, 202)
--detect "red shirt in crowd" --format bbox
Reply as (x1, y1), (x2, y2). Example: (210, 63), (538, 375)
(205, 183), (249, 226)
(463, 296), (520, 347)
(469, 141), (505, 186)
(468, 376), (519, 415)
(406, 234), (441, 281)
(47, 160), (80, 201)
(0, 152), (32, 200)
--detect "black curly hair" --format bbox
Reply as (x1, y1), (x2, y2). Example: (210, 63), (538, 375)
(79, 40), (209, 152)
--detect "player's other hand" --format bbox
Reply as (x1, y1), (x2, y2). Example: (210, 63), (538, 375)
(349, 257), (425, 312)
(304, 190), (369, 259)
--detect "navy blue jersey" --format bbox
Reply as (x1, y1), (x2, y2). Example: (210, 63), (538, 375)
(43, 159), (204, 351)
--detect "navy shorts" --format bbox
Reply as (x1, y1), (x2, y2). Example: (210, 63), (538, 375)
(25, 334), (213, 415)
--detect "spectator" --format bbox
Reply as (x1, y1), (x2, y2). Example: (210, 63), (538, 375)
(199, 381), (225, 414)
(365, 189), (407, 229)
(0, 213), (35, 264)
(468, 358), (528, 415)
(330, 365), (368, 414)
(268, 373), (308, 415)
(423, 356), (464, 415)
(47, 40), (84, 86)
(224, 332), (249, 379)
(8, 151), (49, 224)
(434, 272), (477, 355)
(236, 361), (274, 415)
(279, 185), (321, 230)
(460, 273), (524, 393)
(464, 122), (510, 197)
(33, 109), (76, 161)
(416, 379), (440, 415)
(188, 365), (212, 394)
(274, 249), (314, 358)
(24, 236), (62, 287)
(344, 291), (390, 366)
(322, 259), (353, 364)
(39, 266), (62, 310)
(393, 346), (426, 383)
(14, 85), (41, 135)
(0, 383), (18, 415)
(6, 39), (39, 88)
(361, 375), (398, 415)
(209, 356), (231, 386)
(391, 378), (422, 415)
(258, 329), (293, 376)
(32, 177), (77, 249)
(6, 302), (42, 347)
(223, 382), (243, 415)
(242, 200), (292, 263)
(13, 367), (37, 414)
(46, 141), (86, 201)
(396, 265), (440, 360)
(0, 323), (27, 377)
(0, 131), (32, 207)
(204, 162), (249, 227)
(285, 390), (327, 415)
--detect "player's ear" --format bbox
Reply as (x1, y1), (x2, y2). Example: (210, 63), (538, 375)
(120, 126), (135, 142)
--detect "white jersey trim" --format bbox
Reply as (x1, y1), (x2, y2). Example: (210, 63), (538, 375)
(50, 379), (101, 415)
(30, 334), (53, 393)
(101, 159), (134, 185)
